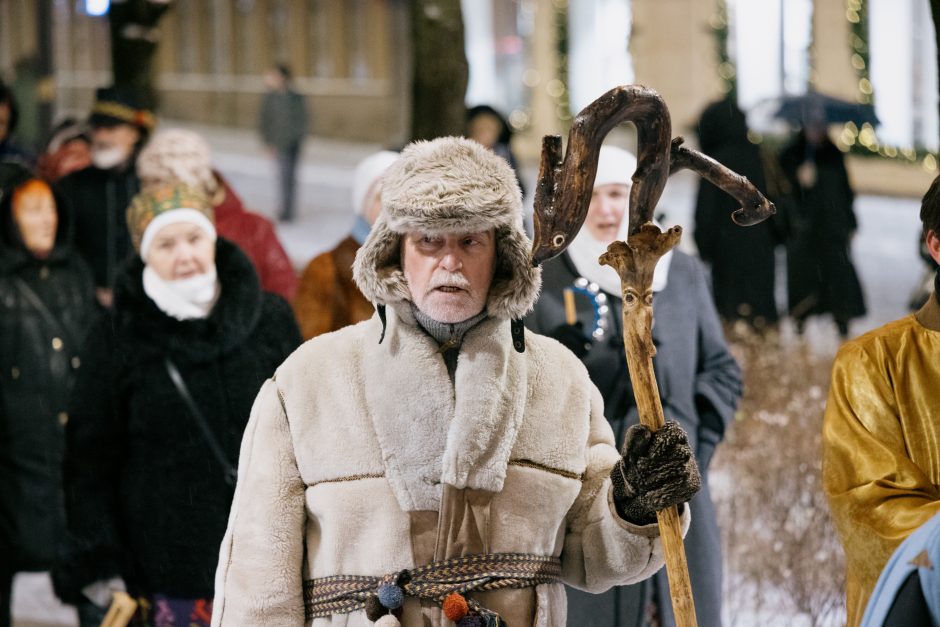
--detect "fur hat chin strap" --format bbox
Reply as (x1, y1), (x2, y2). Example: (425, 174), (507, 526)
(510, 318), (525, 353)
(377, 304), (388, 344)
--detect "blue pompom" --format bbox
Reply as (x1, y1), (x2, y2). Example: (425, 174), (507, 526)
(377, 583), (404, 609)
(457, 616), (485, 627)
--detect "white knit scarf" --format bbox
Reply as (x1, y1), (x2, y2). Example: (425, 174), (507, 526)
(142, 265), (221, 320)
(566, 218), (673, 297)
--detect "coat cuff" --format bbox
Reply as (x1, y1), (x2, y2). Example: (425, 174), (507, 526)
(606, 484), (692, 539)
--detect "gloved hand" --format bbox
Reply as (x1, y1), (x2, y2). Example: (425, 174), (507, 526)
(549, 322), (592, 358)
(610, 421), (701, 525)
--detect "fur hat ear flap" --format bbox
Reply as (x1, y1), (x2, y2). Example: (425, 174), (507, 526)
(352, 212), (411, 307)
(486, 223), (542, 320)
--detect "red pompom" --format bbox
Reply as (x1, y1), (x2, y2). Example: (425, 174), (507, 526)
(442, 592), (469, 622)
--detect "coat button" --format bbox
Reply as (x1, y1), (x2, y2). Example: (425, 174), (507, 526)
(40, 266), (50, 280)
(58, 412), (69, 426)
(71, 356), (81, 369)
(11, 367), (20, 379)
(52, 337), (63, 351)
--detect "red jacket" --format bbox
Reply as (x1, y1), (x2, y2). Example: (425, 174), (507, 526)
(214, 175), (298, 301)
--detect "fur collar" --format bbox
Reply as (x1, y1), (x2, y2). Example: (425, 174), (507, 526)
(361, 305), (528, 510)
(111, 237), (263, 364)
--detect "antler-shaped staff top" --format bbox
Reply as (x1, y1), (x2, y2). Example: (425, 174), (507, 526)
(530, 86), (777, 266)
(531, 85), (672, 266)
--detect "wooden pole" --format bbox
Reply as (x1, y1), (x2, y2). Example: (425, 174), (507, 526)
(531, 85), (774, 627)
(600, 223), (696, 627)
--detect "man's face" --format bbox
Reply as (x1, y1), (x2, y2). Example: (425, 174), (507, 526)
(402, 229), (496, 323)
(146, 222), (215, 281)
(90, 123), (140, 169)
(12, 181), (58, 257)
(586, 183), (630, 243)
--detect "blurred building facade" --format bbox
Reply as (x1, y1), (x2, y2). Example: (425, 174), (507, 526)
(0, 0), (936, 195)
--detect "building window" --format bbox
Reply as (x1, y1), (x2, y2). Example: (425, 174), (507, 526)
(729, 0), (813, 110)
(868, 0), (938, 151)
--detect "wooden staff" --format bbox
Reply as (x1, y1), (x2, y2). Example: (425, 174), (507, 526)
(598, 224), (694, 623)
(530, 85), (775, 627)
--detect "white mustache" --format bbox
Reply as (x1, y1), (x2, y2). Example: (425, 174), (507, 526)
(427, 272), (471, 292)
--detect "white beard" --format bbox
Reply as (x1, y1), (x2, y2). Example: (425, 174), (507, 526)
(91, 145), (131, 170)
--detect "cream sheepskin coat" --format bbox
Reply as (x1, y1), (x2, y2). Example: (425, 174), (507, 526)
(212, 306), (688, 626)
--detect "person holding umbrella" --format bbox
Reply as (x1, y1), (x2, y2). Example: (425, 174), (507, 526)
(777, 99), (867, 338)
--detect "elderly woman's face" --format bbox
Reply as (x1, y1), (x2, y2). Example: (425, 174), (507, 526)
(146, 222), (215, 281)
(402, 229), (496, 323)
(585, 183), (630, 243)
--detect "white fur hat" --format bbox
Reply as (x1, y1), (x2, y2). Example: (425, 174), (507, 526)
(351, 150), (399, 215)
(593, 145), (638, 188)
(353, 136), (541, 320)
(137, 129), (218, 198)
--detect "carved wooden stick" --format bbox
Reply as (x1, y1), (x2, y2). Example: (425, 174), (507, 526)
(599, 223), (696, 627)
(669, 136), (776, 226)
(531, 85), (672, 266)
(531, 85), (776, 627)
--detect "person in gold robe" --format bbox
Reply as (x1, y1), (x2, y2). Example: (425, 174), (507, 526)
(823, 173), (940, 627)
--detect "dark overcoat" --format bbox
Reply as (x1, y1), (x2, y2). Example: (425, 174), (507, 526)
(55, 162), (139, 289)
(528, 250), (742, 627)
(779, 133), (866, 325)
(53, 238), (301, 602)
(0, 185), (96, 574)
(693, 98), (781, 325)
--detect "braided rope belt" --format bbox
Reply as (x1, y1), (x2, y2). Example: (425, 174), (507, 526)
(303, 552), (562, 621)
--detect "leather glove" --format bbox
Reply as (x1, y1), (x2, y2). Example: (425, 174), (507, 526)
(610, 421), (702, 525)
(549, 322), (592, 358)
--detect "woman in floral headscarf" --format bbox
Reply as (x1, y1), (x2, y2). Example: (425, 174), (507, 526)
(54, 183), (300, 626)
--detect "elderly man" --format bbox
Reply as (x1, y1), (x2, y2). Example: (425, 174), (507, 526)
(212, 137), (700, 626)
(824, 173), (940, 627)
(56, 86), (154, 307)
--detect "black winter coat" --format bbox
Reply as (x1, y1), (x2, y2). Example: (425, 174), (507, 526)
(694, 98), (781, 325)
(54, 238), (301, 601)
(0, 186), (96, 574)
(528, 251), (742, 627)
(779, 133), (866, 324)
(56, 162), (139, 289)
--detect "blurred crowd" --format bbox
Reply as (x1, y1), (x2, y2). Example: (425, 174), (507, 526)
(0, 70), (937, 627)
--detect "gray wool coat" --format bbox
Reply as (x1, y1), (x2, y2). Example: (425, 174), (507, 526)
(528, 249), (742, 627)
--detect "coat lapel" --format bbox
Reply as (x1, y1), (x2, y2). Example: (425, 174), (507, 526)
(444, 316), (528, 493)
(361, 308), (528, 512)
(362, 308), (454, 511)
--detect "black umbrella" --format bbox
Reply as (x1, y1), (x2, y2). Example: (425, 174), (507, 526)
(773, 90), (879, 128)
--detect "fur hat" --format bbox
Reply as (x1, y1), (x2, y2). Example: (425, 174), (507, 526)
(593, 145), (638, 188)
(353, 136), (541, 320)
(351, 150), (399, 215)
(127, 183), (215, 258)
(137, 129), (218, 198)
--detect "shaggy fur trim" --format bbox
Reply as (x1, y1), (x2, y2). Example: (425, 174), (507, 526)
(352, 137), (541, 320)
